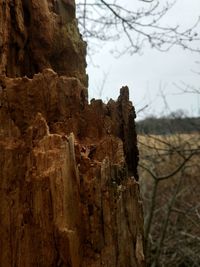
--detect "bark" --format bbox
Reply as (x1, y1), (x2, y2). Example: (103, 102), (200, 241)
(0, 1), (145, 266)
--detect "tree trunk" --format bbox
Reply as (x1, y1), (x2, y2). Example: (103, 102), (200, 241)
(0, 1), (145, 266)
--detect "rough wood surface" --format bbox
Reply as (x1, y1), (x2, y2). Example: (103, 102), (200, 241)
(0, 1), (145, 266)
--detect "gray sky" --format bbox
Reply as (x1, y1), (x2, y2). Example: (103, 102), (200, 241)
(82, 0), (200, 119)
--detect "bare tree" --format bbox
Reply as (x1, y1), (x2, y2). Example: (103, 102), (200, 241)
(76, 0), (200, 55)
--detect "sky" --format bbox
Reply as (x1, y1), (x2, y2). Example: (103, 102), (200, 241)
(78, 0), (200, 120)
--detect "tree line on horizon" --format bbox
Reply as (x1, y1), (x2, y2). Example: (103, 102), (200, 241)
(136, 116), (200, 135)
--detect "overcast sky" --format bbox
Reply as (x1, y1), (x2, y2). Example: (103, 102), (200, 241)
(81, 0), (200, 120)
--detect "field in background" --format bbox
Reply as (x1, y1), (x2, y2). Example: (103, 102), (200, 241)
(138, 133), (200, 267)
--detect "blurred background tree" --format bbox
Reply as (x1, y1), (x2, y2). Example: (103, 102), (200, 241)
(76, 0), (200, 55)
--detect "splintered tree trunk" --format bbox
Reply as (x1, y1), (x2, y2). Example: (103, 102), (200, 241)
(0, 1), (145, 266)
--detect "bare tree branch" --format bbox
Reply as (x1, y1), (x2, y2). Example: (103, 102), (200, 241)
(76, 0), (200, 54)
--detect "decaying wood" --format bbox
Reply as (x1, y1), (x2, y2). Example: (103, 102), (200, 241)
(0, 1), (145, 266)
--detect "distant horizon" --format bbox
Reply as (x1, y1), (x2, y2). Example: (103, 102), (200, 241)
(135, 113), (200, 122)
